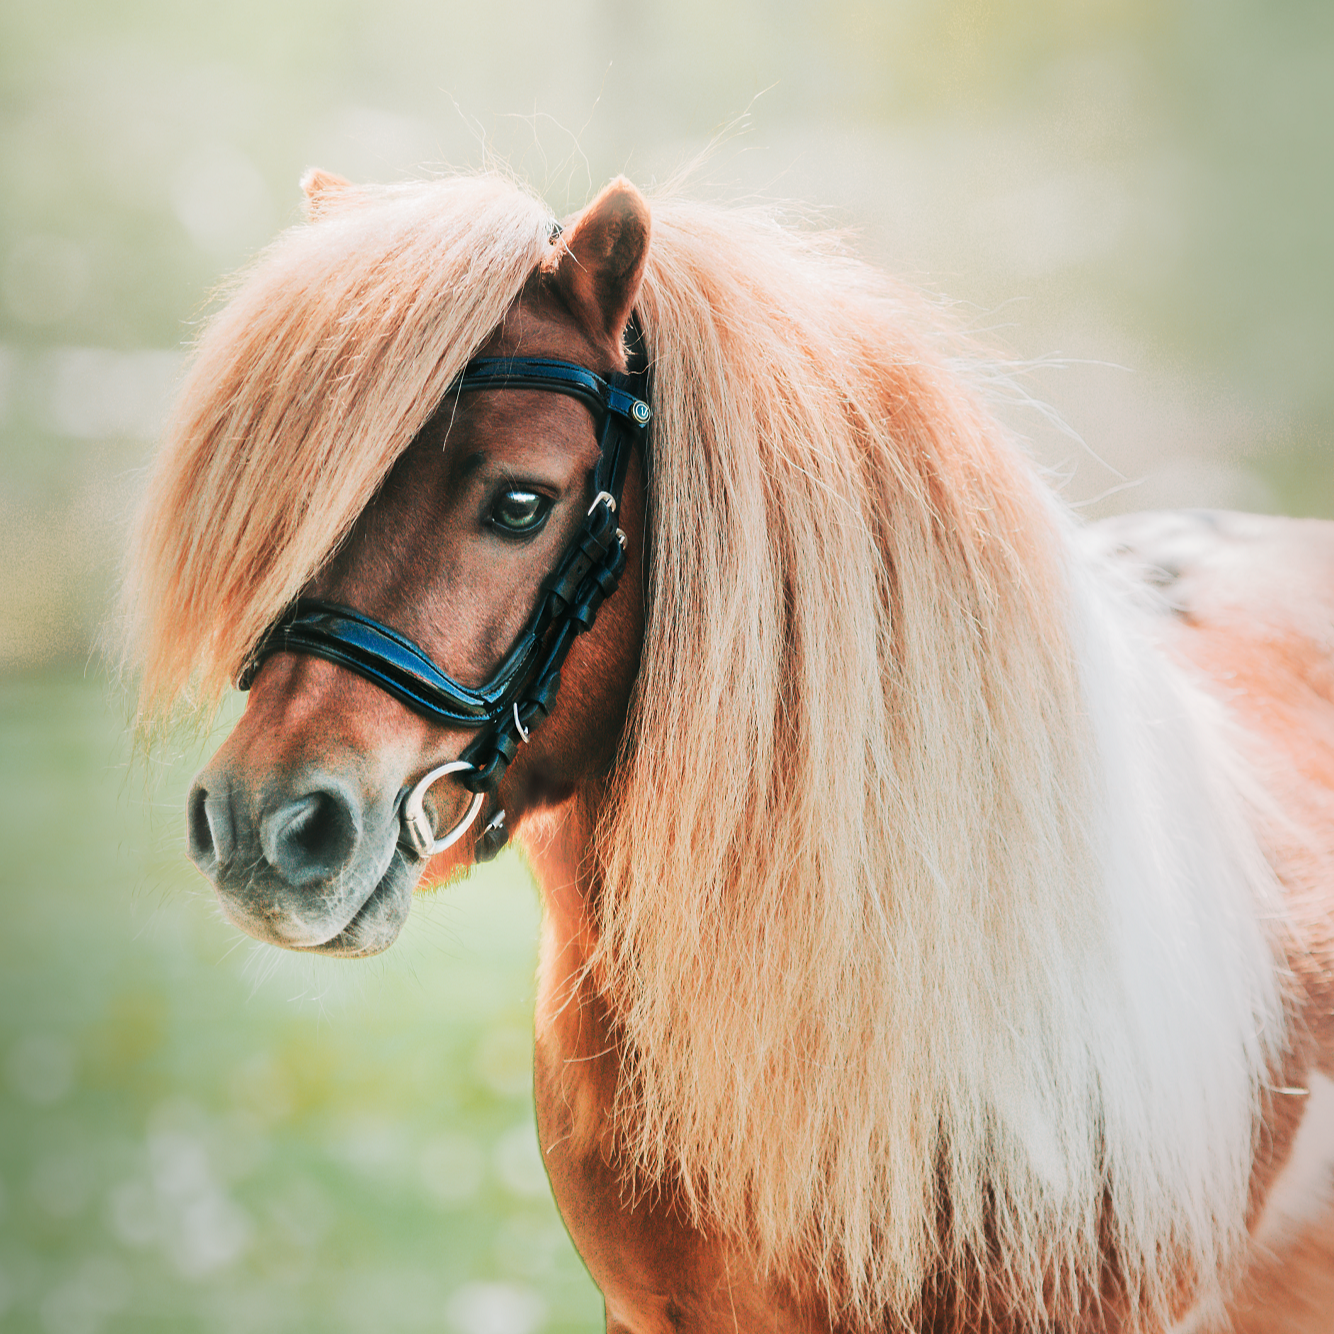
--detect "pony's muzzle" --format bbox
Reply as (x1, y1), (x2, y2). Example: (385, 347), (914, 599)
(186, 765), (412, 952)
(187, 771), (364, 890)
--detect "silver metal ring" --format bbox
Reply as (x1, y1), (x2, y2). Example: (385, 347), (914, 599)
(588, 490), (616, 516)
(400, 760), (486, 859)
(512, 702), (530, 744)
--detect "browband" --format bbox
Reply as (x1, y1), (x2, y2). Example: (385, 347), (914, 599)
(238, 340), (651, 859)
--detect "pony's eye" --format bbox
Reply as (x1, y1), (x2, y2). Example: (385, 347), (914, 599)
(489, 488), (552, 536)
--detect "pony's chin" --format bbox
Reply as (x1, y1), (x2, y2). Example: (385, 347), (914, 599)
(214, 848), (422, 959)
(293, 850), (420, 957)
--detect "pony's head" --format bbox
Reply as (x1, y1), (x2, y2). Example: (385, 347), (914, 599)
(125, 172), (652, 955)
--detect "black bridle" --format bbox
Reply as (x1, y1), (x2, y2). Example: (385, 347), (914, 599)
(237, 341), (651, 862)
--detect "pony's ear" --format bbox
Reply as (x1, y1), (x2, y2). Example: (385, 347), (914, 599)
(300, 167), (353, 220)
(546, 177), (650, 357)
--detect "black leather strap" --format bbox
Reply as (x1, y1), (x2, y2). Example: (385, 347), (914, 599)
(238, 598), (543, 727)
(239, 340), (651, 851)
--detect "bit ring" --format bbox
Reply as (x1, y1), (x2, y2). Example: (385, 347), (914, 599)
(399, 760), (486, 858)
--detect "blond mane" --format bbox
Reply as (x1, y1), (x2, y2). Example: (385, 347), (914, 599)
(593, 201), (1284, 1327)
(125, 175), (1286, 1330)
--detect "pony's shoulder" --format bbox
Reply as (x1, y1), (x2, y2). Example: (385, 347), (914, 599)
(1085, 508), (1334, 683)
(1089, 507), (1334, 1086)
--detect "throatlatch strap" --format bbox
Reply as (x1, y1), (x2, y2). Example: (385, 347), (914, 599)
(238, 334), (651, 859)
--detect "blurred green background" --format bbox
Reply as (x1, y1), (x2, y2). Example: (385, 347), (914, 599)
(1, 1), (1330, 1331)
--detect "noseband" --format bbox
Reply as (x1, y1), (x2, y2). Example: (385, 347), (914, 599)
(238, 345), (651, 862)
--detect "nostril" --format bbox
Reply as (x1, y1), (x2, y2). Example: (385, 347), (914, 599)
(187, 785), (214, 867)
(261, 787), (360, 887)
(283, 793), (345, 862)
(187, 781), (234, 873)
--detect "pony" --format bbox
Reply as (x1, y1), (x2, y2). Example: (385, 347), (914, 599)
(123, 169), (1334, 1332)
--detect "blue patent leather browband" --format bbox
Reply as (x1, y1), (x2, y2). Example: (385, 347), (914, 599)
(238, 338), (651, 859)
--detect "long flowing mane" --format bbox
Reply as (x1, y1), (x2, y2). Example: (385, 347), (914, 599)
(125, 175), (1287, 1329)
(595, 203), (1285, 1326)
